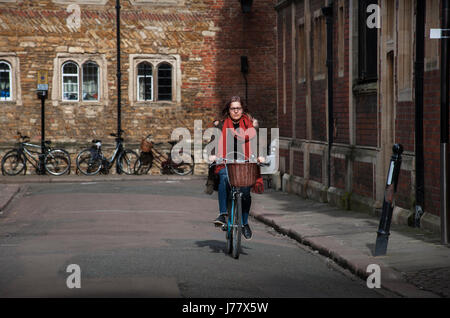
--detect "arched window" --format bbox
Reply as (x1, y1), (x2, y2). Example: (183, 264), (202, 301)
(82, 61), (99, 101)
(62, 61), (79, 101)
(157, 63), (172, 101)
(0, 61), (12, 101)
(137, 62), (153, 101)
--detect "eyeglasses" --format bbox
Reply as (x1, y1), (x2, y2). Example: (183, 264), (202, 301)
(230, 107), (243, 112)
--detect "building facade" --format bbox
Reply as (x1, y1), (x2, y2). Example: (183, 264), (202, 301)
(275, 0), (447, 233)
(0, 0), (277, 167)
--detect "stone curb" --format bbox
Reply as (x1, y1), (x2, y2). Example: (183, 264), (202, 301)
(250, 204), (439, 298)
(0, 175), (205, 184)
(0, 184), (20, 212)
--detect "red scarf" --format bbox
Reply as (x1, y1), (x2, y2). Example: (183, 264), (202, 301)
(214, 114), (264, 193)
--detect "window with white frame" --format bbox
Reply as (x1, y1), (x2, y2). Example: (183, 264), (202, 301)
(137, 62), (153, 101)
(0, 61), (12, 101)
(129, 54), (180, 106)
(62, 61), (79, 101)
(59, 59), (100, 102)
(53, 54), (106, 105)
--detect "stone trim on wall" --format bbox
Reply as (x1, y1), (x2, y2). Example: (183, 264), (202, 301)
(52, 0), (108, 5)
(0, 52), (22, 106)
(129, 0), (185, 6)
(128, 53), (181, 107)
(51, 53), (108, 107)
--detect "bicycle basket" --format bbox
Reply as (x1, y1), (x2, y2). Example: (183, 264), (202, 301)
(227, 162), (259, 187)
(140, 137), (153, 152)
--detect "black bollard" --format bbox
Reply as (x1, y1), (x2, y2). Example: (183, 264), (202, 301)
(37, 90), (48, 175)
(374, 144), (403, 256)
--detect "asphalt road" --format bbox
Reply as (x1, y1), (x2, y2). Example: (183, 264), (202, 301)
(0, 179), (391, 298)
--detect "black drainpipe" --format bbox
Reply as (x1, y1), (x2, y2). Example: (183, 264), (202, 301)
(414, 0), (425, 227)
(116, 0), (122, 139)
(441, 0), (450, 244)
(323, 2), (334, 188)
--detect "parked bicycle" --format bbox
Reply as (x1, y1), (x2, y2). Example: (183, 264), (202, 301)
(134, 134), (194, 176)
(1, 132), (71, 176)
(210, 155), (269, 259)
(76, 130), (140, 176)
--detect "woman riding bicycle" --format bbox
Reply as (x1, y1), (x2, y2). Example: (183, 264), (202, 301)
(208, 96), (264, 240)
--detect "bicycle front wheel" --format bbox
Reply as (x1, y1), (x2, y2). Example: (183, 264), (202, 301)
(170, 155), (194, 176)
(76, 148), (102, 176)
(1, 150), (25, 176)
(134, 152), (153, 175)
(45, 149), (71, 176)
(231, 194), (242, 259)
(119, 149), (140, 175)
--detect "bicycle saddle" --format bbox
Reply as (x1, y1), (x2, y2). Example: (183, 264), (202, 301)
(92, 139), (101, 144)
(168, 141), (178, 146)
(17, 132), (30, 140)
(44, 140), (52, 145)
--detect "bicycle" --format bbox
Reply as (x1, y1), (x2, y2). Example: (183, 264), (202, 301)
(211, 155), (268, 259)
(134, 134), (194, 176)
(1, 132), (71, 176)
(75, 130), (140, 176)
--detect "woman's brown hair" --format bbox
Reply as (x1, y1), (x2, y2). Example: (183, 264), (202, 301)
(221, 96), (248, 117)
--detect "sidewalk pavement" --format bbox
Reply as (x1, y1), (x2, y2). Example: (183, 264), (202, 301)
(1, 174), (449, 298)
(251, 190), (450, 298)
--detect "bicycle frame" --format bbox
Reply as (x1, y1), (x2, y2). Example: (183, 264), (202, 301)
(19, 142), (49, 173)
(89, 137), (126, 174)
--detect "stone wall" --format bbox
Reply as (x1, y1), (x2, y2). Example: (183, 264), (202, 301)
(0, 0), (278, 173)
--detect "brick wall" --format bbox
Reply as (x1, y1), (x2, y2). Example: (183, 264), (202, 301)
(355, 93), (377, 147)
(0, 0), (277, 150)
(331, 156), (346, 190)
(423, 68), (441, 216)
(352, 161), (374, 199)
(293, 150), (303, 177)
(309, 153), (322, 183)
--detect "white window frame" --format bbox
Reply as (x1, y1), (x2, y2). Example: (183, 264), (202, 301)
(62, 61), (80, 102)
(0, 61), (12, 101)
(0, 53), (21, 105)
(52, 53), (107, 106)
(82, 61), (100, 102)
(129, 54), (181, 107)
(137, 62), (153, 102)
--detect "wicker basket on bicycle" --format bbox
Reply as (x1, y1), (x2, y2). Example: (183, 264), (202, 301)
(227, 162), (259, 187)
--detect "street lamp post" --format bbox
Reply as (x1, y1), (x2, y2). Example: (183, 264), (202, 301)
(116, 0), (122, 140)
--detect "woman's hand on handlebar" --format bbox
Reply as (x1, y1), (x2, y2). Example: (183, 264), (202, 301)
(208, 155), (217, 163)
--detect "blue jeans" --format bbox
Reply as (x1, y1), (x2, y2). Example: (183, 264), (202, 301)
(218, 168), (251, 225)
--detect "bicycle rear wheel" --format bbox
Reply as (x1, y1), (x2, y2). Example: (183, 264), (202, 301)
(170, 155), (194, 175)
(231, 194), (242, 259)
(76, 148), (102, 176)
(1, 150), (25, 176)
(45, 149), (71, 176)
(119, 149), (140, 175)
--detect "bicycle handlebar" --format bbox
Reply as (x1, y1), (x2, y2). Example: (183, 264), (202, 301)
(210, 157), (270, 167)
(17, 131), (30, 141)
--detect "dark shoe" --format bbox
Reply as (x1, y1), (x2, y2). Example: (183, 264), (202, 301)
(204, 183), (214, 195)
(214, 214), (227, 227)
(242, 224), (252, 240)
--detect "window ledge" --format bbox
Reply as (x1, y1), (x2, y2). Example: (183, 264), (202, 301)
(353, 81), (377, 95)
(134, 101), (177, 107)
